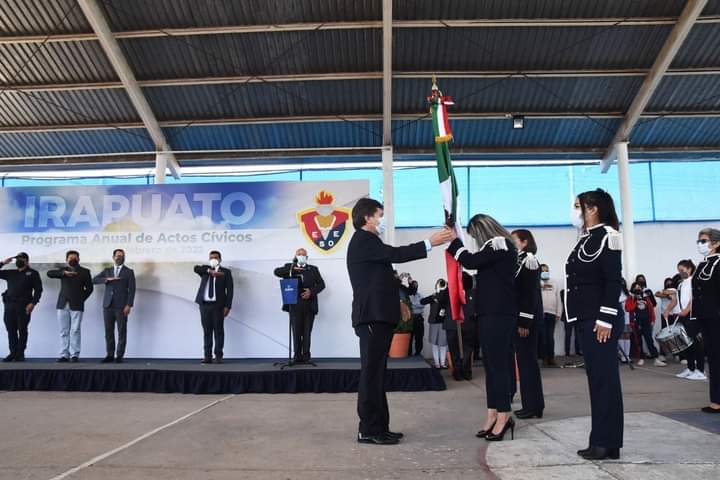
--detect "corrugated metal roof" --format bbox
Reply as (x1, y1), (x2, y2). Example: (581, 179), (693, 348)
(648, 75), (720, 111)
(394, 25), (672, 71)
(631, 116), (720, 146)
(0, 0), (89, 36)
(119, 29), (381, 80)
(392, 117), (620, 149)
(0, 128), (152, 157)
(0, 41), (116, 85)
(394, 76), (642, 114)
(0, 88), (137, 126)
(101, 0), (380, 31)
(145, 80), (381, 121)
(394, 0), (720, 20)
(672, 23), (720, 68)
(163, 121), (381, 151)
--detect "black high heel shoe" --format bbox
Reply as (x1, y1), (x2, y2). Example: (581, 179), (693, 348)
(475, 421), (496, 438)
(485, 417), (515, 441)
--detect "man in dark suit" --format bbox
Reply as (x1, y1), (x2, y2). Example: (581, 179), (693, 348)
(274, 248), (325, 364)
(47, 250), (93, 362)
(93, 248), (136, 363)
(194, 250), (234, 364)
(0, 252), (43, 362)
(347, 198), (454, 445)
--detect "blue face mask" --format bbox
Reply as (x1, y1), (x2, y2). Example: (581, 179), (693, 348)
(377, 217), (386, 237)
(540, 271), (550, 281)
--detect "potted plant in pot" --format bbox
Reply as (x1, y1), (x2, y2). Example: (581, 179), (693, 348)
(389, 297), (413, 358)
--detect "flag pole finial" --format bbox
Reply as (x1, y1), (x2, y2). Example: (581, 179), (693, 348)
(431, 74), (438, 90)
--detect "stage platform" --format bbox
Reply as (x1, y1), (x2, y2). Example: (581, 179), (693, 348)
(0, 357), (446, 395)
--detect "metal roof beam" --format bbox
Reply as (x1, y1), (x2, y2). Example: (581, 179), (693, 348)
(3, 15), (720, 44)
(7, 67), (720, 92)
(601, 0), (709, 172)
(382, 0), (392, 145)
(76, 0), (180, 179)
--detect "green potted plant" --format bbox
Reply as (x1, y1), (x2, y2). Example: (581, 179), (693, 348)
(389, 298), (413, 358)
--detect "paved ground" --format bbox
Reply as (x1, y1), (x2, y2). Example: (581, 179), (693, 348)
(0, 359), (718, 480)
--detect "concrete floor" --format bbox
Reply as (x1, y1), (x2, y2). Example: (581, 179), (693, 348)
(0, 360), (718, 480)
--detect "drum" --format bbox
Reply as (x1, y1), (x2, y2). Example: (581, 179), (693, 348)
(655, 322), (693, 355)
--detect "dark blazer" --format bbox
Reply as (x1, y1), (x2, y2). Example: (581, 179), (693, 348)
(194, 265), (234, 309)
(692, 254), (720, 319)
(93, 265), (136, 310)
(273, 263), (325, 314)
(420, 290), (449, 325)
(515, 251), (542, 329)
(565, 224), (622, 325)
(347, 229), (427, 327)
(0, 265), (43, 306)
(448, 237), (518, 317)
(47, 265), (93, 311)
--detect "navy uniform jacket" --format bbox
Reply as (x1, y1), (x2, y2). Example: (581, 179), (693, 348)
(273, 263), (325, 314)
(194, 265), (234, 309)
(92, 265), (136, 310)
(0, 265), (43, 306)
(447, 236), (518, 317)
(565, 224), (622, 327)
(347, 229), (427, 327)
(420, 289), (449, 325)
(47, 265), (93, 311)
(515, 251), (542, 329)
(692, 253), (720, 319)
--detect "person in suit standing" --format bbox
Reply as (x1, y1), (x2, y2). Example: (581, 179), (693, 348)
(194, 250), (234, 364)
(93, 249), (136, 363)
(0, 252), (42, 362)
(511, 229), (545, 419)
(274, 248), (325, 364)
(567, 189), (624, 460)
(347, 198), (454, 445)
(46, 250), (93, 362)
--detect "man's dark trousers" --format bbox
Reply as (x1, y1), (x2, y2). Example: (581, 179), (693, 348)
(355, 322), (394, 436)
(200, 302), (225, 359)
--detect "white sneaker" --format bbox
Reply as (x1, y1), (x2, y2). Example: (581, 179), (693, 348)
(681, 359), (688, 365)
(637, 359), (645, 366)
(654, 358), (667, 367)
(676, 368), (692, 378)
(688, 371), (707, 381)
(659, 355), (667, 362)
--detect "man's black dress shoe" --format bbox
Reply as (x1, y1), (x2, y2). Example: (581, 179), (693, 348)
(15, 354), (25, 362)
(71, 356), (79, 363)
(115, 357), (124, 363)
(2, 354), (14, 362)
(580, 446), (620, 460)
(515, 409), (543, 419)
(385, 431), (404, 439)
(357, 433), (399, 445)
(201, 358), (212, 364)
(57, 357), (69, 363)
(101, 356), (114, 363)
(577, 446), (592, 456)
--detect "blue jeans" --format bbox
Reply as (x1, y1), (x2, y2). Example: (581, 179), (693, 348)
(58, 304), (83, 358)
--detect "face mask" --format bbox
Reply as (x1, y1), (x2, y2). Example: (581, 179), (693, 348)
(679, 271), (689, 280)
(296, 255), (307, 266)
(15, 259), (26, 269)
(68, 259), (79, 267)
(571, 208), (584, 228)
(698, 241), (711, 256)
(209, 258), (220, 269)
(540, 271), (550, 281)
(114, 256), (125, 266)
(376, 217), (386, 237)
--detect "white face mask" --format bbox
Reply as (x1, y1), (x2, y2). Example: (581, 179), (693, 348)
(571, 208), (584, 229)
(540, 271), (550, 281)
(376, 217), (386, 237)
(296, 255), (307, 266)
(209, 258), (220, 269)
(698, 241), (711, 256)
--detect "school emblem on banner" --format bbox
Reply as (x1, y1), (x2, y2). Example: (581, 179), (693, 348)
(297, 190), (350, 253)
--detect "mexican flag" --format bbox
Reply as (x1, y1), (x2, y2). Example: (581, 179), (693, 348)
(429, 80), (465, 323)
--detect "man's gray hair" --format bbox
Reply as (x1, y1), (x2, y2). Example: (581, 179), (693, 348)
(467, 214), (513, 248)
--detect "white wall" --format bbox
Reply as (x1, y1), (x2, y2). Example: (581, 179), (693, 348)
(395, 221), (720, 357)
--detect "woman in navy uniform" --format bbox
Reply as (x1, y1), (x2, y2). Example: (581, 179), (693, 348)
(511, 229), (545, 419)
(566, 189), (624, 460)
(447, 214), (518, 442)
(692, 228), (720, 413)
